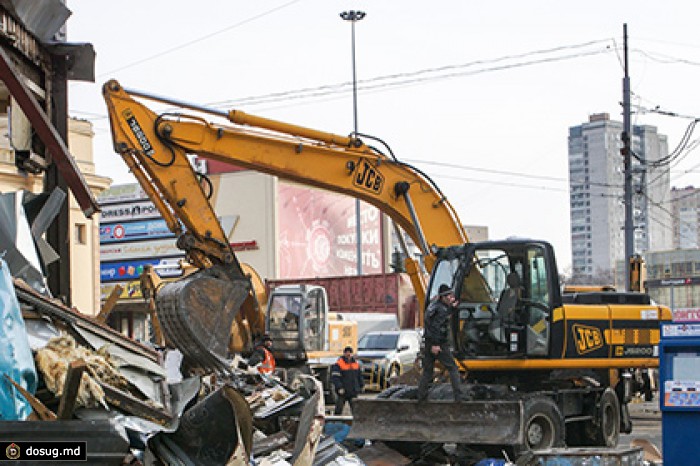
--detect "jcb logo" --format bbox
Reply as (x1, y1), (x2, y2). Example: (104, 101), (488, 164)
(353, 158), (384, 194)
(572, 324), (604, 354)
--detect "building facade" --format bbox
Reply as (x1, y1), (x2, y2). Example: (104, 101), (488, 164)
(645, 249), (700, 320)
(568, 113), (671, 283)
(0, 117), (111, 314)
(671, 186), (700, 249)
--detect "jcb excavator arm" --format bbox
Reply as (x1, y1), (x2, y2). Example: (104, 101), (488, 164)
(103, 80), (472, 322)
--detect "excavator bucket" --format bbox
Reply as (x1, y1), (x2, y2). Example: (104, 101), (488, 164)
(156, 266), (251, 373)
(349, 399), (524, 445)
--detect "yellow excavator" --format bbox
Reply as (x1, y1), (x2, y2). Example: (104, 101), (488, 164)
(103, 80), (670, 454)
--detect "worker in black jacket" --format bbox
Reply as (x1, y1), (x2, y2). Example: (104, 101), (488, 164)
(416, 284), (464, 402)
(331, 346), (364, 415)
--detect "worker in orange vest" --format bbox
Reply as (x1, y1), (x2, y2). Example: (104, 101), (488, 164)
(331, 346), (364, 415)
(248, 334), (276, 375)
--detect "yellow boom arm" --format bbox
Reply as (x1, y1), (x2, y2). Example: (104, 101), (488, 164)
(103, 80), (469, 318)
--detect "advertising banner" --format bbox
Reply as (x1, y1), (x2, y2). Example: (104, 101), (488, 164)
(100, 257), (185, 282)
(100, 280), (144, 300)
(100, 219), (174, 244)
(100, 239), (182, 261)
(278, 184), (383, 278)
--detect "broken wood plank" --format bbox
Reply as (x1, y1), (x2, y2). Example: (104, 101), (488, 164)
(57, 359), (87, 419)
(96, 284), (123, 323)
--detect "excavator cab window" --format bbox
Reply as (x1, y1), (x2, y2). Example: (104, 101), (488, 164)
(268, 294), (303, 350)
(442, 242), (553, 357)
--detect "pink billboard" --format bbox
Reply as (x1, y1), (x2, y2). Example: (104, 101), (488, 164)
(278, 183), (384, 278)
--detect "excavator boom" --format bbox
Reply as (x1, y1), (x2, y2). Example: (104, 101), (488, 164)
(103, 80), (471, 369)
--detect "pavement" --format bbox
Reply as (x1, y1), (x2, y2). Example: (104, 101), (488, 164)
(627, 397), (662, 419)
(621, 396), (663, 461)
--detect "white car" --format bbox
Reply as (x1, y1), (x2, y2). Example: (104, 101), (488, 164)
(356, 329), (422, 391)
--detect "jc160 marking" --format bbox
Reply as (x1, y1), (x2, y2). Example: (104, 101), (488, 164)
(122, 109), (155, 157)
(353, 158), (384, 194)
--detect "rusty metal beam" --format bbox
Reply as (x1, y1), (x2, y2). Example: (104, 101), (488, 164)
(99, 382), (173, 426)
(0, 45), (99, 217)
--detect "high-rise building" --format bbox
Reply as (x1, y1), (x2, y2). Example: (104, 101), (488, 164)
(568, 113), (671, 282)
(672, 186), (700, 249)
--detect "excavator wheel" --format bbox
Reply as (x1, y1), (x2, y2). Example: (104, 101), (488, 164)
(156, 266), (250, 374)
(517, 396), (565, 453)
(592, 388), (621, 447)
(566, 388), (621, 448)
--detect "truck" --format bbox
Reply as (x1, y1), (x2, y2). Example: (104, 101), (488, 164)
(265, 276), (405, 398)
(103, 80), (671, 457)
(261, 283), (353, 400)
(267, 272), (417, 329)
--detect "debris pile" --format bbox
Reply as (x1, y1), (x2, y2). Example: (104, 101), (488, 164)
(0, 262), (375, 465)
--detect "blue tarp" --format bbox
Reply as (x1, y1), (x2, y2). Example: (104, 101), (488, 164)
(0, 258), (37, 420)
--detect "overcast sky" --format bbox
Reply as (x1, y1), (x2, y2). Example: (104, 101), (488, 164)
(66, 1), (700, 271)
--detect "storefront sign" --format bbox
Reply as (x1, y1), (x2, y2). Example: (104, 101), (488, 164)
(100, 239), (182, 261)
(100, 256), (185, 282)
(100, 280), (144, 300)
(100, 219), (174, 243)
(673, 308), (700, 323)
(100, 200), (160, 223)
(99, 184), (148, 204)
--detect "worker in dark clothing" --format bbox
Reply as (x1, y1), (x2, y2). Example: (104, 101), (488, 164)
(248, 334), (276, 375)
(416, 284), (464, 402)
(331, 346), (364, 415)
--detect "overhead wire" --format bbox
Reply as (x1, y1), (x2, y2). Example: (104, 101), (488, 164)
(402, 158), (625, 190)
(73, 38), (616, 120)
(94, 0), (304, 78)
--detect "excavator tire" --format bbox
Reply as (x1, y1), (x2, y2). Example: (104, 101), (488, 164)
(566, 388), (621, 448)
(156, 266), (250, 374)
(376, 384), (406, 399)
(515, 395), (565, 455)
(592, 388), (621, 447)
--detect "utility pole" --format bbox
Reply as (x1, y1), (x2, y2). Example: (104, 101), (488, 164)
(340, 10), (366, 275)
(622, 23), (634, 292)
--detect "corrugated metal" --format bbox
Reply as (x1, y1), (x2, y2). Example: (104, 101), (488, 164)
(267, 272), (418, 328)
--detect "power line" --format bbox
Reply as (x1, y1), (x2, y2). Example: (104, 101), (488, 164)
(95, 0), (303, 78)
(72, 38), (616, 121)
(207, 39), (614, 108)
(424, 171), (568, 192)
(403, 158), (624, 189)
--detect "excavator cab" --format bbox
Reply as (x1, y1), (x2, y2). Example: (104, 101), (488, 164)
(430, 239), (560, 359)
(266, 285), (328, 362)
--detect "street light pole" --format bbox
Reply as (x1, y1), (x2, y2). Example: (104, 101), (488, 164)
(340, 10), (366, 275)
